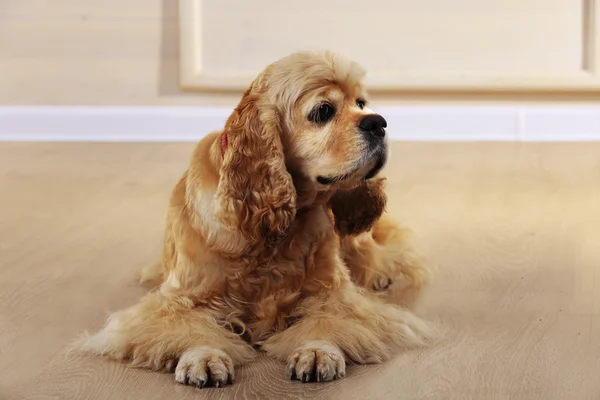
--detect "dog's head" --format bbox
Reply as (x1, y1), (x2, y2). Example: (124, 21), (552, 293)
(216, 51), (388, 248)
(269, 51), (388, 191)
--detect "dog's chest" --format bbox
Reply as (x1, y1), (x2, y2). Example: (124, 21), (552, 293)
(227, 207), (335, 340)
(233, 247), (321, 342)
(232, 232), (322, 307)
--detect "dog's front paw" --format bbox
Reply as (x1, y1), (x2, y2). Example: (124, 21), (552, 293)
(175, 346), (234, 388)
(288, 340), (346, 383)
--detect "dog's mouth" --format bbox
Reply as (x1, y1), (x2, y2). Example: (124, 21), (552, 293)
(316, 146), (387, 185)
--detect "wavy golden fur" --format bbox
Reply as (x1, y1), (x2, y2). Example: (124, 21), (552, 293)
(78, 50), (433, 388)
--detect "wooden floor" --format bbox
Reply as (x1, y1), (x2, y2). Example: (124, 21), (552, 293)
(1, 142), (599, 400)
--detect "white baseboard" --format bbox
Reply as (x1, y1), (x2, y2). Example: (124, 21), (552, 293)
(1, 105), (599, 142)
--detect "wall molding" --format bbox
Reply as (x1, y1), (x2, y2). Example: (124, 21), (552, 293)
(179, 0), (600, 94)
(1, 105), (600, 142)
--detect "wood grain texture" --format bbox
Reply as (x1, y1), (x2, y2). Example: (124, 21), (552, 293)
(0, 142), (599, 399)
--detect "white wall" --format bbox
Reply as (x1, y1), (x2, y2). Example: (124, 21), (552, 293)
(0, 0), (239, 106)
(2, 0), (600, 107)
(1, 1), (599, 142)
(181, 0), (600, 95)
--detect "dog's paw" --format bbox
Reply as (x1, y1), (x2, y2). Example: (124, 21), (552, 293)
(372, 275), (393, 291)
(175, 347), (234, 388)
(288, 341), (346, 383)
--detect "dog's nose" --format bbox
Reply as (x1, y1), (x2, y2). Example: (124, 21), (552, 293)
(358, 114), (387, 138)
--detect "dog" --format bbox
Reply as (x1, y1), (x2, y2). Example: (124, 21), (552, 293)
(79, 50), (433, 388)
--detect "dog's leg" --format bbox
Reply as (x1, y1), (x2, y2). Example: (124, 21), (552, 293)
(261, 282), (434, 383)
(76, 290), (255, 388)
(341, 213), (431, 306)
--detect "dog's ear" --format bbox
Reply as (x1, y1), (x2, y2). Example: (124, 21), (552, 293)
(328, 178), (387, 237)
(215, 86), (296, 248)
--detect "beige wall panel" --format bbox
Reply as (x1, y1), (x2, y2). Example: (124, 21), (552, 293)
(181, 0), (600, 93)
(1, 0), (599, 106)
(0, 0), (239, 105)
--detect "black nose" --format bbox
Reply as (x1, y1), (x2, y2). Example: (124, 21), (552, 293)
(358, 114), (387, 137)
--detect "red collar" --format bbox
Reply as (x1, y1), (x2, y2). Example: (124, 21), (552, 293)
(220, 132), (228, 158)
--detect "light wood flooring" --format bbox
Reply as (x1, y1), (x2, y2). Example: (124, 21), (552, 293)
(1, 142), (599, 400)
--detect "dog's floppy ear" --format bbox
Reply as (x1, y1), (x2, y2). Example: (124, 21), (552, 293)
(215, 85), (296, 248)
(328, 178), (387, 237)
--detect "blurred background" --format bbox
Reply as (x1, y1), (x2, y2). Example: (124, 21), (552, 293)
(2, 0), (599, 140)
(1, 2), (600, 400)
(2, 0), (599, 104)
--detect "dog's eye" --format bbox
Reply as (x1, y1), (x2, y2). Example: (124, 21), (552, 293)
(309, 103), (335, 124)
(356, 99), (366, 109)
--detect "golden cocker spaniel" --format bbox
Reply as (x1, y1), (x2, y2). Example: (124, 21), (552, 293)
(80, 50), (433, 388)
